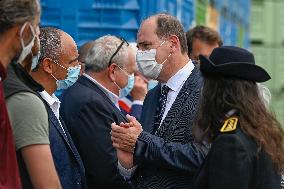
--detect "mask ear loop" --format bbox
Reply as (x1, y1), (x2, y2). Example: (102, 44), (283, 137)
(50, 60), (67, 82)
(19, 22), (28, 48)
(20, 22), (36, 47)
(50, 73), (59, 82)
(116, 65), (131, 77)
(159, 40), (166, 47)
(161, 53), (172, 65)
(157, 40), (171, 65)
(53, 61), (68, 70)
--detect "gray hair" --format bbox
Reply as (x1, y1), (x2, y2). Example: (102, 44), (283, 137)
(151, 13), (188, 54)
(32, 27), (62, 71)
(0, 0), (40, 34)
(85, 35), (129, 72)
(257, 83), (272, 109)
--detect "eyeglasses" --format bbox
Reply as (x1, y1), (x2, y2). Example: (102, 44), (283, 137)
(108, 36), (129, 66)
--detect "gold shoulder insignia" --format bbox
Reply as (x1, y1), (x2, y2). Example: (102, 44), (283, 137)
(220, 117), (238, 133)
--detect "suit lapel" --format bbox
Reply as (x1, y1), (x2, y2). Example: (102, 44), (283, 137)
(59, 116), (85, 168)
(48, 108), (72, 148)
(79, 76), (127, 122)
(48, 109), (84, 169)
(140, 84), (161, 134)
(156, 66), (202, 138)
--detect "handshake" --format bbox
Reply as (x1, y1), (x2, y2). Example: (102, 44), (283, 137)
(110, 115), (143, 169)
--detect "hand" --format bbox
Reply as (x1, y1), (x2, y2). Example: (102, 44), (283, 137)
(117, 149), (134, 169)
(130, 76), (148, 101)
(111, 115), (143, 153)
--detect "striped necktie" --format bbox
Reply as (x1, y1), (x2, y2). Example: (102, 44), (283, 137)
(153, 85), (170, 134)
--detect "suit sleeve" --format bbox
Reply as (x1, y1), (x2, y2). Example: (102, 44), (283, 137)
(133, 131), (209, 175)
(68, 98), (129, 188)
(207, 134), (252, 189)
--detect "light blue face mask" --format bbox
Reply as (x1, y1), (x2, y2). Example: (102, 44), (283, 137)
(120, 73), (135, 98)
(51, 63), (81, 90)
(115, 66), (135, 98)
(147, 79), (159, 91)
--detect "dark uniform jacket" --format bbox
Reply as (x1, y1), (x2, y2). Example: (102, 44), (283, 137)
(193, 117), (281, 189)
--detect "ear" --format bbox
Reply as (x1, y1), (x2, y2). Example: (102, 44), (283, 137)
(107, 63), (117, 82)
(41, 58), (54, 74)
(168, 35), (179, 53)
(7, 25), (21, 40)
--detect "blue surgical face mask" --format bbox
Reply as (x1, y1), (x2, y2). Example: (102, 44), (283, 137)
(120, 73), (134, 98)
(147, 79), (159, 91)
(51, 63), (81, 90)
(114, 66), (135, 98)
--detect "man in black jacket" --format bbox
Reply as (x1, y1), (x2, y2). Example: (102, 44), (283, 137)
(60, 35), (136, 189)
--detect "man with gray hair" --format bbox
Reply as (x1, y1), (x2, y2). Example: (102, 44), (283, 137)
(0, 0), (40, 188)
(60, 35), (135, 189)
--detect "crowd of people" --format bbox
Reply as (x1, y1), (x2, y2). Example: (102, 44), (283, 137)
(1, 0), (284, 189)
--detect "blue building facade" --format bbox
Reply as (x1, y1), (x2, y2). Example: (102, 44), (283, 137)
(40, 0), (250, 47)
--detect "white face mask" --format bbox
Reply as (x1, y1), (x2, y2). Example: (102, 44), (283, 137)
(17, 22), (36, 63)
(31, 51), (40, 70)
(136, 41), (171, 79)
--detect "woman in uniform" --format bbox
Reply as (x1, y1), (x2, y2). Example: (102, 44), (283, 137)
(193, 46), (284, 189)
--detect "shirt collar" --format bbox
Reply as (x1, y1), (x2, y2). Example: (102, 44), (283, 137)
(83, 73), (120, 108)
(39, 90), (60, 107)
(162, 60), (194, 92)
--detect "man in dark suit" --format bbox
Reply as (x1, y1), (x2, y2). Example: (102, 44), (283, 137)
(60, 35), (136, 189)
(111, 13), (208, 188)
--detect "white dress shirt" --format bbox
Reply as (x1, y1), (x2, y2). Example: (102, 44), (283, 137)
(160, 60), (194, 124)
(83, 73), (120, 109)
(39, 90), (67, 136)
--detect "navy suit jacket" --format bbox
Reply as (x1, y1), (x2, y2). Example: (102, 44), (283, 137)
(132, 65), (209, 189)
(44, 104), (87, 189)
(60, 76), (131, 189)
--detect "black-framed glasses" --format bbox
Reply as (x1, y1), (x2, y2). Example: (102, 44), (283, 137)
(108, 36), (129, 66)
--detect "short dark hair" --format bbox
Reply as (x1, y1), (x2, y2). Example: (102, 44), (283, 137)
(154, 14), (188, 54)
(0, 0), (40, 34)
(33, 27), (62, 71)
(78, 41), (96, 63)
(186, 25), (223, 55)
